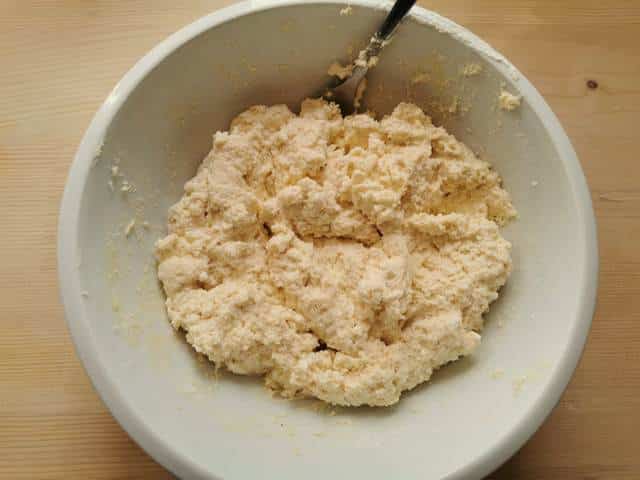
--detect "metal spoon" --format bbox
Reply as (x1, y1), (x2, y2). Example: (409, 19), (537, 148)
(322, 0), (417, 114)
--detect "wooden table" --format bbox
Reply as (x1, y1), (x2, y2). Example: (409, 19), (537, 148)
(1, 1), (639, 478)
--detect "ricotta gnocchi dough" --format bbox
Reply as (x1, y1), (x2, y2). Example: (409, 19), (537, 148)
(155, 99), (516, 407)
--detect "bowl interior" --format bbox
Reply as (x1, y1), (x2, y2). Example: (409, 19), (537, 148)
(68, 2), (594, 479)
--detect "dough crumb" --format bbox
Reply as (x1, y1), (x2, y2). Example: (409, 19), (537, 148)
(339, 5), (353, 15)
(91, 141), (104, 167)
(513, 375), (528, 394)
(531, 180), (539, 187)
(355, 52), (379, 69)
(411, 71), (429, 85)
(155, 99), (516, 407)
(327, 62), (353, 80)
(448, 97), (459, 114)
(354, 35), (385, 69)
(461, 63), (483, 77)
(357, 54), (378, 69)
(120, 179), (136, 193)
(124, 219), (136, 237)
(498, 89), (521, 111)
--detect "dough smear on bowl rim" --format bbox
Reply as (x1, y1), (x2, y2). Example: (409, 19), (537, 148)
(155, 98), (516, 407)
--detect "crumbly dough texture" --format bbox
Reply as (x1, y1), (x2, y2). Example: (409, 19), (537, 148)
(155, 99), (516, 406)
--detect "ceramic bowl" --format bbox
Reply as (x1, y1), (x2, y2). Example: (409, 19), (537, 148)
(58, 1), (598, 478)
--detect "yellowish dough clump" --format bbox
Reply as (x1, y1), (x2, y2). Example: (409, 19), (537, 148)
(155, 99), (516, 406)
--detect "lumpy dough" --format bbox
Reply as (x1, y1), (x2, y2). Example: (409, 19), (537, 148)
(155, 99), (516, 406)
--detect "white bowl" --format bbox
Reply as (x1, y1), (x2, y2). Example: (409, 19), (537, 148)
(58, 1), (598, 478)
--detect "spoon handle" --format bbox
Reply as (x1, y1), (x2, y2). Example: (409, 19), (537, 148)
(377, 0), (417, 40)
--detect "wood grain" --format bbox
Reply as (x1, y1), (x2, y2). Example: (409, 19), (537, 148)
(1, 1), (639, 478)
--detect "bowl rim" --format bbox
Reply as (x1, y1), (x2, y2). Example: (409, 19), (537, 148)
(57, 1), (598, 478)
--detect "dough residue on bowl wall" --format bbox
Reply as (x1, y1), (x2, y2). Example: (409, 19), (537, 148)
(155, 99), (516, 407)
(498, 89), (521, 111)
(327, 61), (354, 80)
(461, 62), (483, 77)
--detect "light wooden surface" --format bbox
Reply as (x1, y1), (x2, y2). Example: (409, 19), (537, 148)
(1, 1), (639, 478)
